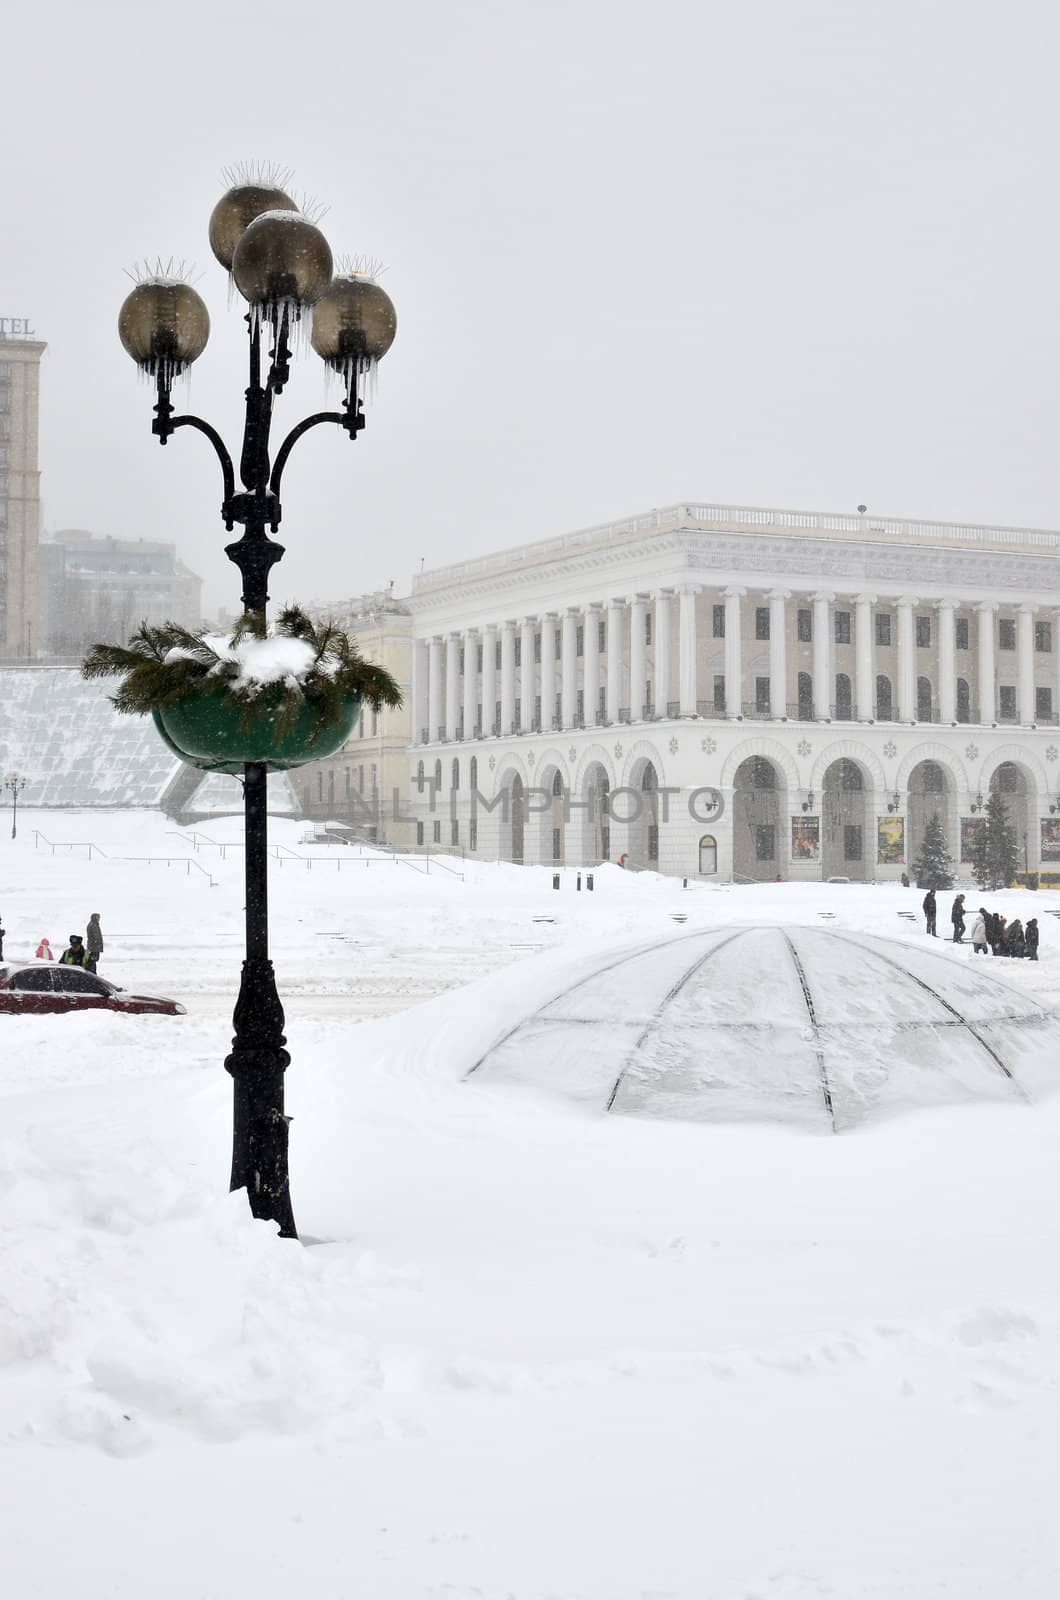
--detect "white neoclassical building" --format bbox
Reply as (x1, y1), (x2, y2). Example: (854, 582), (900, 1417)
(406, 501), (1060, 883)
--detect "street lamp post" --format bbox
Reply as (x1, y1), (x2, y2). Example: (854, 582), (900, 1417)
(5, 774), (27, 839)
(118, 177), (396, 1239)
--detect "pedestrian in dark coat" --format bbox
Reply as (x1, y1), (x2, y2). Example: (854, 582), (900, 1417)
(951, 893), (966, 943)
(0, 918), (5, 961)
(85, 913), (104, 975)
(995, 914), (1008, 954)
(1005, 919), (1026, 959)
(922, 888), (938, 937)
(1026, 918), (1039, 961)
(60, 935), (87, 967)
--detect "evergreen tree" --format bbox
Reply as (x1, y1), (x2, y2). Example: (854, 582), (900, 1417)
(969, 791), (1020, 891)
(911, 810), (955, 889)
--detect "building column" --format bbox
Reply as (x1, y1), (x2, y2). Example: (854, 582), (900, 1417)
(520, 618), (536, 733)
(561, 609), (578, 729)
(678, 586), (699, 716)
(629, 595), (647, 720)
(812, 591), (833, 721)
(977, 603), (996, 724)
(896, 596), (917, 722)
(411, 637), (429, 744)
(481, 623), (498, 735)
(606, 599), (624, 723)
(767, 589), (788, 719)
(500, 621), (516, 735)
(1018, 604), (1035, 725)
(654, 591), (672, 716)
(936, 601), (956, 724)
(427, 636), (443, 742)
(462, 629), (478, 740)
(583, 604), (600, 727)
(723, 587), (745, 718)
(445, 633), (460, 741)
(540, 613), (557, 731)
(854, 593), (876, 721)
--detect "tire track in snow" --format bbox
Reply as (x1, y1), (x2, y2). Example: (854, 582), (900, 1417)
(781, 931), (837, 1131)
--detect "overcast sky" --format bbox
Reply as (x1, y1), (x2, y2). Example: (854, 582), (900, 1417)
(3, 0), (1058, 610)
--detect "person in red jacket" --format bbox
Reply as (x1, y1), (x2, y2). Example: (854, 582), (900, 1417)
(35, 937), (54, 960)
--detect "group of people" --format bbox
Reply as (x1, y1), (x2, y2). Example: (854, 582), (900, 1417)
(921, 889), (1039, 959)
(32, 914), (104, 973)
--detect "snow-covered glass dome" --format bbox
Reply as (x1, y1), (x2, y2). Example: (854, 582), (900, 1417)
(469, 926), (1060, 1131)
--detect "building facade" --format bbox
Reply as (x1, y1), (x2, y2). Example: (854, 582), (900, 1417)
(407, 501), (1060, 881)
(0, 329), (45, 659)
(37, 529), (202, 658)
(296, 589), (413, 847)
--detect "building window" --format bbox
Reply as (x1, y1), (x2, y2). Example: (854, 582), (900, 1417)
(835, 673), (852, 719)
(647, 824), (659, 863)
(598, 686), (606, 716)
(998, 618), (1016, 650)
(755, 607), (770, 640)
(358, 765), (364, 792)
(477, 642), (484, 671)
(434, 759), (442, 788)
(998, 684), (1016, 719)
(433, 820), (441, 844)
(416, 821), (424, 846)
(876, 674), (893, 719)
(317, 772), (323, 801)
(470, 756), (478, 789)
(552, 826), (562, 861)
(534, 693), (541, 727)
(514, 698), (521, 728)
(698, 835), (718, 875)
(955, 616), (969, 651)
(495, 699), (502, 732)
(876, 613), (892, 647)
(451, 820), (459, 846)
(755, 676), (770, 713)
(915, 615), (931, 649)
(459, 645), (465, 675)
(452, 758), (460, 789)
(1036, 686), (1053, 720)
(328, 770), (335, 803)
(469, 820), (477, 851)
(1036, 621), (1052, 653)
(371, 708), (378, 735)
(598, 619), (606, 652)
(370, 764), (377, 793)
(534, 632), (541, 663)
(755, 825), (776, 861)
(917, 676), (932, 722)
(797, 671), (813, 719)
(644, 613), (652, 645)
(797, 608), (812, 642)
(957, 679), (970, 722)
(834, 611), (851, 644)
(514, 636), (521, 668)
(416, 759), (424, 788)
(713, 673), (726, 714)
(345, 768), (351, 797)
(495, 640), (502, 669)
(576, 689), (584, 721)
(712, 604), (725, 638)
(576, 625), (584, 657)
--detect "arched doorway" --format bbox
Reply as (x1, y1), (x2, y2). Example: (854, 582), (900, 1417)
(733, 756), (784, 882)
(908, 759), (952, 874)
(575, 762), (611, 864)
(989, 761), (1033, 870)
(536, 766), (566, 865)
(627, 759), (660, 868)
(821, 759), (870, 881)
(497, 769), (526, 864)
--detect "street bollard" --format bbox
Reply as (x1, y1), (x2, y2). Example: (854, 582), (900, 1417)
(552, 872), (560, 890)
(683, 877), (688, 888)
(576, 872), (582, 891)
(587, 873), (594, 891)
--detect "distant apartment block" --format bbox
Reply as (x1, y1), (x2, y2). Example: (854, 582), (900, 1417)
(38, 529), (202, 658)
(0, 327), (45, 658)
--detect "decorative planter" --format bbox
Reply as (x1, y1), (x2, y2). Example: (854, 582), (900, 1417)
(152, 687), (361, 774)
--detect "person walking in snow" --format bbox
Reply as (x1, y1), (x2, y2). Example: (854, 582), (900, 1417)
(970, 909), (989, 955)
(0, 917), (5, 961)
(994, 913), (1008, 954)
(950, 893), (966, 944)
(1004, 918), (1025, 959)
(922, 888), (938, 937)
(35, 937), (54, 960)
(59, 934), (88, 968)
(1026, 918), (1040, 961)
(85, 913), (104, 975)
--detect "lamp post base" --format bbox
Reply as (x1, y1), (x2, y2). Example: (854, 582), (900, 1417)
(226, 955), (296, 1238)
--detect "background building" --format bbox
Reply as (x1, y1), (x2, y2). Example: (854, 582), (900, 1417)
(0, 326), (45, 659)
(297, 589), (413, 846)
(407, 500), (1060, 882)
(38, 529), (202, 658)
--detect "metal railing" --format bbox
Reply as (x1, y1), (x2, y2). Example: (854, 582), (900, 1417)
(34, 829), (216, 885)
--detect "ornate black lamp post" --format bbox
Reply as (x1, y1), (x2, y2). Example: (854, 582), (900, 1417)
(5, 773), (27, 839)
(117, 178), (396, 1239)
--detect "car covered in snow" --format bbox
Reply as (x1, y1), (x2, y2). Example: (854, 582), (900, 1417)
(0, 962), (186, 1016)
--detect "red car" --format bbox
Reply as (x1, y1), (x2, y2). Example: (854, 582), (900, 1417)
(0, 963), (186, 1016)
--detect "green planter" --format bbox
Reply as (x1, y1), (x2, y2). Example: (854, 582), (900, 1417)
(152, 687), (362, 775)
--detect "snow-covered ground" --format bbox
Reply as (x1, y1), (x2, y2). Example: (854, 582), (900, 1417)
(3, 810), (1060, 1598)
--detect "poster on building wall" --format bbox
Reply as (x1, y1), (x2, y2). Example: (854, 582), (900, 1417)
(1040, 818), (1060, 862)
(961, 817), (985, 861)
(791, 816), (820, 861)
(877, 816), (905, 864)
